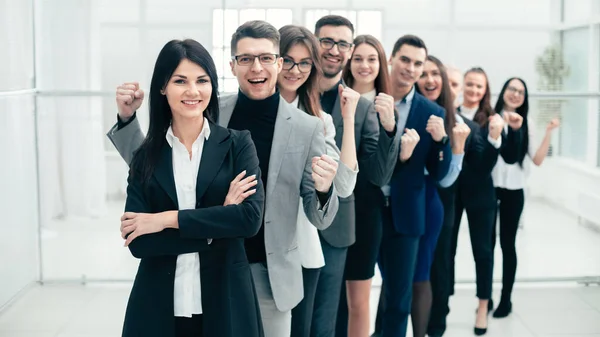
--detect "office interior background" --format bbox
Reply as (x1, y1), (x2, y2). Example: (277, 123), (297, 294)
(1, 0), (600, 336)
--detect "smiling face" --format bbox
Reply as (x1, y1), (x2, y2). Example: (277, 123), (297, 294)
(230, 37), (283, 100)
(316, 25), (354, 78)
(350, 42), (380, 88)
(417, 60), (442, 101)
(502, 78), (526, 111)
(389, 44), (427, 89)
(163, 58), (211, 120)
(463, 72), (487, 107)
(278, 42), (313, 96)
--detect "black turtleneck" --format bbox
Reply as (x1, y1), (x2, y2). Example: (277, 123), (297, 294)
(320, 79), (343, 115)
(228, 89), (279, 264)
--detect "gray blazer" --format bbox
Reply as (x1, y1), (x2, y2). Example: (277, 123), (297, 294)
(107, 93), (339, 312)
(319, 86), (399, 248)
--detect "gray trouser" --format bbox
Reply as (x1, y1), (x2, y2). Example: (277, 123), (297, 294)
(250, 262), (292, 337)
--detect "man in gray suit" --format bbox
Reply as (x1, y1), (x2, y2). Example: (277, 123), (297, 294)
(107, 21), (339, 337)
(310, 15), (399, 337)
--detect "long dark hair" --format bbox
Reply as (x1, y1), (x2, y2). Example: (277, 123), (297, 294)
(415, 55), (457, 145)
(132, 39), (220, 182)
(279, 25), (322, 118)
(465, 67), (494, 127)
(343, 34), (391, 95)
(495, 77), (530, 166)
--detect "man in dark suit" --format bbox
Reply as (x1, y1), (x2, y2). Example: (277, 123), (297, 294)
(378, 35), (452, 337)
(309, 15), (400, 337)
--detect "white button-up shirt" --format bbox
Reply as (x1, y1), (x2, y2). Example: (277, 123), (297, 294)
(166, 118), (211, 317)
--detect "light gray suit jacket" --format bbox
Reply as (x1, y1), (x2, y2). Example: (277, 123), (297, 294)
(107, 93), (339, 312)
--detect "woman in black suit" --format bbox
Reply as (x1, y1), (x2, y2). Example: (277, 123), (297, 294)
(118, 39), (265, 337)
(448, 67), (522, 335)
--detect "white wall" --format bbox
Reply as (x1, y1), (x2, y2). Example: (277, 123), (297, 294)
(0, 1), (40, 309)
(81, 0), (557, 198)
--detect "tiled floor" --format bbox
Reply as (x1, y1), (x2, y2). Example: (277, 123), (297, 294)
(0, 283), (599, 337)
(1, 197), (599, 336)
(38, 197), (600, 282)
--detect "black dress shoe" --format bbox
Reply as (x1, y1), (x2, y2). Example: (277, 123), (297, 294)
(492, 301), (512, 318)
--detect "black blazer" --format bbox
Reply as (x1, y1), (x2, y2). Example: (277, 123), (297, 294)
(456, 115), (521, 210)
(122, 123), (265, 337)
(320, 85), (399, 248)
(388, 92), (452, 236)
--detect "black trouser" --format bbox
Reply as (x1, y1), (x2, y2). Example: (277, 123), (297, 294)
(175, 314), (203, 337)
(311, 237), (348, 337)
(292, 267), (322, 337)
(379, 205), (420, 337)
(492, 187), (524, 302)
(427, 224), (453, 335)
(450, 196), (495, 300)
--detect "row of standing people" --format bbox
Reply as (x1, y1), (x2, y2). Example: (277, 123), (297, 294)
(108, 13), (559, 337)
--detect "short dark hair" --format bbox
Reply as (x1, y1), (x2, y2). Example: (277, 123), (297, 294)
(230, 20), (280, 56)
(314, 15), (354, 36)
(391, 34), (427, 57)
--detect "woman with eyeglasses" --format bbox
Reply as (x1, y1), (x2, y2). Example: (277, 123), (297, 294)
(448, 67), (523, 335)
(276, 24), (359, 337)
(340, 34), (396, 337)
(490, 78), (559, 319)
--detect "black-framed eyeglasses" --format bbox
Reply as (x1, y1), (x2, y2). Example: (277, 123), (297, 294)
(282, 57), (313, 73)
(232, 53), (279, 66)
(319, 38), (353, 52)
(506, 86), (525, 96)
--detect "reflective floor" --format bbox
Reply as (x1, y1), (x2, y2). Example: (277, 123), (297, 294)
(1, 198), (599, 336)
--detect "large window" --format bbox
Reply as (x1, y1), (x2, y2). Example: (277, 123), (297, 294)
(212, 9), (293, 92)
(304, 9), (382, 41)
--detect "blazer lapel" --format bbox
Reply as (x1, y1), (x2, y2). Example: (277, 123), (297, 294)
(266, 99), (293, 197)
(404, 94), (420, 130)
(195, 123), (231, 202)
(331, 85), (344, 130)
(218, 93), (238, 128)
(154, 143), (178, 206)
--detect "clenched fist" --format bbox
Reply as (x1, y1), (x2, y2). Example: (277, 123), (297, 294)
(451, 123), (471, 154)
(338, 84), (360, 122)
(312, 154), (338, 193)
(503, 111), (524, 130)
(488, 114), (505, 140)
(374, 92), (396, 132)
(426, 115), (447, 142)
(546, 118), (560, 132)
(399, 128), (420, 162)
(116, 82), (145, 121)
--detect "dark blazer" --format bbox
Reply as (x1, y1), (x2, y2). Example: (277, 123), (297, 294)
(320, 84), (399, 248)
(389, 91), (452, 236)
(121, 123), (265, 337)
(456, 113), (522, 210)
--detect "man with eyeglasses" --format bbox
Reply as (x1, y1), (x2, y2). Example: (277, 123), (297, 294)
(310, 15), (400, 337)
(107, 20), (340, 337)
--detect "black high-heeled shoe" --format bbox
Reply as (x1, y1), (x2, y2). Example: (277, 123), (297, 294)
(474, 326), (487, 335)
(474, 300), (491, 335)
(493, 301), (512, 318)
